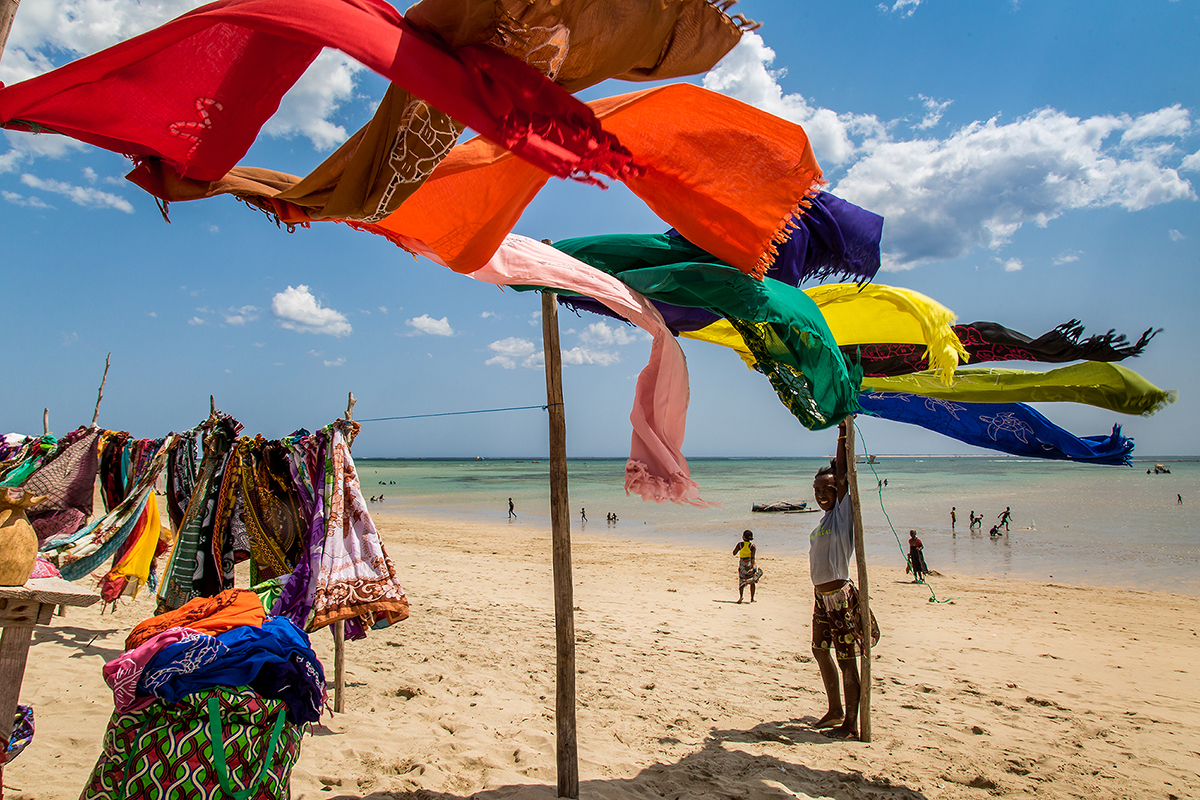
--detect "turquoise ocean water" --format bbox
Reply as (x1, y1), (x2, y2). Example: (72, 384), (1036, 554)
(358, 456), (1200, 596)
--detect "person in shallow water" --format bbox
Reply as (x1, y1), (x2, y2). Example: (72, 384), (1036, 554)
(808, 419), (881, 741)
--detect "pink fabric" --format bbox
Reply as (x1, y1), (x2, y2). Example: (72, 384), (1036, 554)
(102, 627), (201, 713)
(29, 557), (61, 579)
(468, 234), (714, 507)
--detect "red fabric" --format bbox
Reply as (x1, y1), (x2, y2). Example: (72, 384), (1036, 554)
(0, 0), (633, 183)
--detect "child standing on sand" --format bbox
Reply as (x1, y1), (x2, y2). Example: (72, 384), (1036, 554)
(808, 419), (880, 740)
(908, 530), (928, 583)
(733, 530), (762, 603)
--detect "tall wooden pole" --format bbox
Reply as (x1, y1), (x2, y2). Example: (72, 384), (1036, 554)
(541, 290), (578, 799)
(844, 416), (872, 742)
(91, 353), (111, 427)
(0, 0), (21, 59)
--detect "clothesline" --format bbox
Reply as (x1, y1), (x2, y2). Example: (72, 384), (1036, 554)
(357, 403), (561, 423)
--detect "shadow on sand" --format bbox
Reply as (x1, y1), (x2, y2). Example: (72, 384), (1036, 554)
(321, 720), (928, 800)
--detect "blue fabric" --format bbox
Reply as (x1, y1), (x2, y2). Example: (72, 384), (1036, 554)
(139, 617), (325, 724)
(856, 392), (1135, 466)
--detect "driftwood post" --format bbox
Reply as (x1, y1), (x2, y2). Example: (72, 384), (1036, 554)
(540, 288), (577, 799)
(91, 353), (111, 427)
(332, 391), (355, 713)
(843, 416), (872, 741)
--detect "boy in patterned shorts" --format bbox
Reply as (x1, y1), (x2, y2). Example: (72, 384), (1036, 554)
(809, 419), (880, 740)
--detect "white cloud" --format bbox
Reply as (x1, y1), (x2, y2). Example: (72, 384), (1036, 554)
(486, 337), (538, 369)
(271, 285), (352, 337)
(147, 311), (157, 317)
(561, 347), (621, 366)
(1169, 229), (1186, 242)
(704, 34), (885, 166)
(915, 95), (952, 130)
(1, 189), (53, 209)
(704, 34), (1198, 270)
(61, 331), (78, 346)
(252, 342), (265, 347)
(1053, 251), (1081, 265)
(0, 0), (359, 154)
(405, 314), (454, 336)
(20, 173), (134, 212)
(224, 305), (259, 326)
(207, 224), (219, 234)
(481, 311), (498, 319)
(1002, 257), (1023, 272)
(0, 130), (86, 174)
(82, 166), (97, 182)
(188, 316), (204, 326)
(579, 321), (642, 346)
(324, 357), (346, 367)
(379, 306), (389, 314)
(879, 0), (923, 16)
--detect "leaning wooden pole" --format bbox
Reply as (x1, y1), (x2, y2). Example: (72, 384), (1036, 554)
(844, 416), (872, 742)
(91, 353), (111, 427)
(541, 290), (578, 799)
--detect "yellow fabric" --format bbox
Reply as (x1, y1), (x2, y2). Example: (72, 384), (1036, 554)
(736, 542), (753, 559)
(682, 284), (968, 384)
(109, 492), (160, 597)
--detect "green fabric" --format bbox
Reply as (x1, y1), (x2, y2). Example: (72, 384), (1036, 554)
(0, 434), (57, 486)
(82, 686), (302, 800)
(861, 362), (1176, 416)
(550, 233), (861, 430)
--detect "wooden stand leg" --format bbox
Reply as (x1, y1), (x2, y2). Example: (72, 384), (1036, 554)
(0, 625), (35, 749)
(541, 291), (578, 799)
(332, 620), (345, 713)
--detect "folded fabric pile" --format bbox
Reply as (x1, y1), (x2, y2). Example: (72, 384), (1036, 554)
(84, 589), (324, 799)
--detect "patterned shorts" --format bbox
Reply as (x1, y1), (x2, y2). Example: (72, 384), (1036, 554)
(812, 581), (881, 660)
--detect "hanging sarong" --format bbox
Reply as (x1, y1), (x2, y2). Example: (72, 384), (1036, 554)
(857, 392), (1136, 466)
(861, 363), (1176, 417)
(235, 437), (305, 582)
(359, 83), (824, 277)
(128, 0), (750, 225)
(552, 233), (861, 430)
(309, 422), (408, 634)
(270, 430), (327, 629)
(166, 429), (201, 532)
(0, 434), (56, 487)
(678, 283), (966, 383)
(158, 416), (242, 611)
(23, 426), (100, 544)
(470, 234), (712, 506)
(0, 0), (634, 186)
(42, 437), (175, 582)
(97, 492), (164, 600)
(850, 319), (1162, 377)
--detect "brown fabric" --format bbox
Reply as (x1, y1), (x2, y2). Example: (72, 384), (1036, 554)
(127, 0), (748, 223)
(406, 0), (751, 92)
(24, 427), (100, 543)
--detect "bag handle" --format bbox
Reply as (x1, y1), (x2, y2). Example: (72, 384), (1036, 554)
(207, 697), (287, 800)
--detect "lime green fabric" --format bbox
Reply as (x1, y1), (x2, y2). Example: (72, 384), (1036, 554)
(861, 362), (1175, 417)
(552, 233), (861, 430)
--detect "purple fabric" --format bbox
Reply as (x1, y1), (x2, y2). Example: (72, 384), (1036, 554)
(561, 191), (884, 332)
(271, 431), (326, 630)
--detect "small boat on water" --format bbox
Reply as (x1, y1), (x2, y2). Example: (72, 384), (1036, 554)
(751, 501), (817, 513)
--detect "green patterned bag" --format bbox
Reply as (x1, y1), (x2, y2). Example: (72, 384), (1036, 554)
(81, 686), (303, 800)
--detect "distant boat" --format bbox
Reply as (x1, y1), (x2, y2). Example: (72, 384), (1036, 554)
(856, 454), (877, 464)
(1154, 463), (1171, 474)
(752, 501), (815, 513)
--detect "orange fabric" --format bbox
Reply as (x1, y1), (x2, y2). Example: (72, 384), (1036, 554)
(363, 83), (823, 277)
(125, 588), (265, 651)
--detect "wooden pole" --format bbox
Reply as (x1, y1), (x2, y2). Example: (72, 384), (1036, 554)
(844, 416), (872, 742)
(91, 353), (111, 427)
(0, 0), (21, 59)
(541, 289), (578, 799)
(42, 408), (48, 435)
(331, 391), (356, 714)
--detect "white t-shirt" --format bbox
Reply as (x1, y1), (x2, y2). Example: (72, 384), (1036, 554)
(809, 492), (854, 585)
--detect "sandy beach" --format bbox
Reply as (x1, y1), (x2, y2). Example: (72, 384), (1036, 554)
(6, 512), (1199, 800)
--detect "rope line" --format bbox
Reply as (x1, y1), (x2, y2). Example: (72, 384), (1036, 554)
(357, 403), (560, 423)
(853, 419), (953, 604)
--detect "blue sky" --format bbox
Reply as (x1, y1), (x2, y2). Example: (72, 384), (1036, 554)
(1, 0), (1197, 459)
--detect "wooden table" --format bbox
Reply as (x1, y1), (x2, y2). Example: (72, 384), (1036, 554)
(0, 578), (100, 755)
